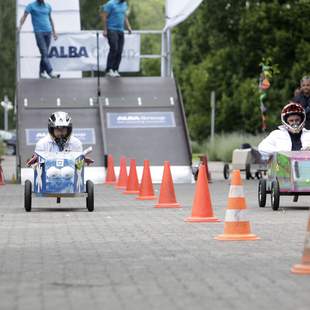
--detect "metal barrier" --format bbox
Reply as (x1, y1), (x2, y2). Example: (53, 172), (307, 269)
(16, 29), (172, 81)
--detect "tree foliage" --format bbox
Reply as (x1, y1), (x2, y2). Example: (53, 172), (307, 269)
(173, 0), (310, 142)
(2, 0), (310, 140)
(0, 0), (16, 129)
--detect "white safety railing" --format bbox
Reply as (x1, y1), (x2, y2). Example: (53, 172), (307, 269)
(16, 29), (172, 81)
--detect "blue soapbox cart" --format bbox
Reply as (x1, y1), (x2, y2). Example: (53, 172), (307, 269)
(24, 148), (94, 212)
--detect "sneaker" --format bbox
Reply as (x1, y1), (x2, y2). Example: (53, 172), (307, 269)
(39, 72), (49, 79)
(48, 71), (61, 79)
(113, 70), (121, 77)
(106, 69), (115, 77)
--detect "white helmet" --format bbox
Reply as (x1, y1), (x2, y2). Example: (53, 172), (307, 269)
(48, 111), (72, 150)
(281, 102), (305, 134)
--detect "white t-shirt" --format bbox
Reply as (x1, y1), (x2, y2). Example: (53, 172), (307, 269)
(35, 134), (83, 153)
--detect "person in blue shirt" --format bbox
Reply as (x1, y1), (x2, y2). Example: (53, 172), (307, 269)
(18, 0), (60, 79)
(100, 0), (132, 77)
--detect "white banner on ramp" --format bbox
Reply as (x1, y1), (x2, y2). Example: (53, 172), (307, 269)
(49, 32), (141, 72)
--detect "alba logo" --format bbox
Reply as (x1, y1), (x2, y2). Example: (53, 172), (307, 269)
(117, 116), (140, 121)
(49, 46), (89, 58)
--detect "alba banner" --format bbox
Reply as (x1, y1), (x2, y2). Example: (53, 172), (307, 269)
(164, 0), (203, 30)
(49, 32), (141, 72)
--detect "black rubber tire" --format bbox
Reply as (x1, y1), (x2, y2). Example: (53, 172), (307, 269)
(255, 171), (262, 179)
(223, 163), (230, 180)
(293, 195), (299, 203)
(86, 180), (94, 212)
(24, 180), (32, 212)
(193, 167), (199, 181)
(271, 179), (280, 211)
(258, 179), (267, 208)
(245, 163), (252, 180)
(57, 197), (61, 204)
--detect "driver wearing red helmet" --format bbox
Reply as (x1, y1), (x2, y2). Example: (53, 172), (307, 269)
(258, 102), (310, 155)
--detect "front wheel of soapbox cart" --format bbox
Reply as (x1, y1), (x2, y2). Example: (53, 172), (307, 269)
(270, 179), (280, 211)
(258, 179), (267, 208)
(24, 180), (32, 212)
(86, 180), (94, 212)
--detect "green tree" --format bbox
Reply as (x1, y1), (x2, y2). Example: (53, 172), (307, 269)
(173, 0), (310, 142)
(0, 0), (16, 130)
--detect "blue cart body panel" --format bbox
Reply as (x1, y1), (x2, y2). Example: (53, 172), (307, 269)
(33, 152), (85, 195)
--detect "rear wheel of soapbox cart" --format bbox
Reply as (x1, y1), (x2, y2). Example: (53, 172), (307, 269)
(245, 163), (252, 180)
(223, 162), (252, 180)
(223, 163), (230, 180)
(24, 180), (32, 212)
(86, 180), (94, 212)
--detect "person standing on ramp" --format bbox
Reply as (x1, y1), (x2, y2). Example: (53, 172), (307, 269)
(100, 0), (132, 78)
(18, 0), (60, 79)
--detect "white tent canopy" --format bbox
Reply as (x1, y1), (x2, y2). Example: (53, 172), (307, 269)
(164, 0), (203, 31)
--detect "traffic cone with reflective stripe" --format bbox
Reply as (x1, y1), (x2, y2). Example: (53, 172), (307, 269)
(185, 164), (220, 222)
(137, 160), (156, 200)
(155, 161), (181, 208)
(105, 154), (116, 184)
(215, 170), (260, 241)
(123, 159), (139, 194)
(291, 215), (310, 274)
(115, 156), (127, 189)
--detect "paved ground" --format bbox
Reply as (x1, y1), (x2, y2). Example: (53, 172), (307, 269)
(0, 167), (309, 310)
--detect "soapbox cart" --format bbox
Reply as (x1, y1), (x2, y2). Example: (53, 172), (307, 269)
(258, 151), (310, 211)
(24, 149), (94, 212)
(223, 147), (268, 180)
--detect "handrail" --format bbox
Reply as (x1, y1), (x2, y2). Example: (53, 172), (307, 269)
(17, 29), (169, 77)
(19, 30), (163, 35)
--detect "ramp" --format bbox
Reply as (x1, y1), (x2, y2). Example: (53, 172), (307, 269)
(17, 77), (192, 183)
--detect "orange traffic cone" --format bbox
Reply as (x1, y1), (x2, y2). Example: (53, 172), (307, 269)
(201, 155), (212, 183)
(291, 215), (310, 275)
(215, 170), (260, 241)
(185, 164), (220, 222)
(0, 165), (5, 185)
(105, 154), (116, 184)
(155, 161), (181, 208)
(137, 160), (156, 200)
(115, 156), (127, 189)
(123, 159), (139, 194)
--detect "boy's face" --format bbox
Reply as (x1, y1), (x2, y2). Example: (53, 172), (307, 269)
(54, 128), (68, 139)
(301, 79), (310, 96)
(287, 114), (302, 127)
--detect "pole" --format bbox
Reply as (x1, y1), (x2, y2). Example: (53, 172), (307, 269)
(4, 96), (8, 131)
(210, 91), (216, 143)
(167, 28), (172, 77)
(96, 32), (101, 97)
(1, 96), (12, 131)
(161, 0), (169, 77)
(16, 0), (21, 183)
(161, 31), (167, 77)
(16, 0), (21, 82)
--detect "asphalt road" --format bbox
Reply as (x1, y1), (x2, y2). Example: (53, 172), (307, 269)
(0, 177), (309, 310)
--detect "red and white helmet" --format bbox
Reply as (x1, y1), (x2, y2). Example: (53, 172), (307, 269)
(281, 102), (305, 134)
